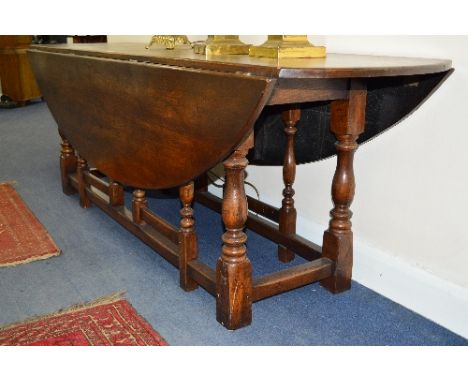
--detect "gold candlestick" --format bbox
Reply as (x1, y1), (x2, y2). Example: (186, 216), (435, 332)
(249, 35), (326, 58)
(145, 35), (192, 50)
(192, 36), (213, 55)
(193, 35), (251, 56)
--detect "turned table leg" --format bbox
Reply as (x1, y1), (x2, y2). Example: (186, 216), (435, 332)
(76, 155), (91, 208)
(278, 107), (300, 263)
(59, 134), (77, 195)
(216, 133), (254, 330)
(179, 181), (198, 291)
(321, 81), (367, 293)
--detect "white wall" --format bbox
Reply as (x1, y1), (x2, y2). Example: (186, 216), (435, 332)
(314, 36), (468, 287)
(107, 36), (468, 337)
(245, 36), (468, 338)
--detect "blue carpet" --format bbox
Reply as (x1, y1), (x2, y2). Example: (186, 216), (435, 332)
(0, 101), (466, 345)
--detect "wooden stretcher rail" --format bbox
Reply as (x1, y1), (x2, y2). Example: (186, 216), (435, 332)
(187, 260), (216, 296)
(246, 195), (280, 222)
(84, 171), (109, 194)
(89, 169), (106, 178)
(252, 258), (333, 301)
(140, 206), (179, 245)
(69, 169), (336, 329)
(195, 191), (322, 261)
(69, 173), (179, 267)
(247, 214), (322, 260)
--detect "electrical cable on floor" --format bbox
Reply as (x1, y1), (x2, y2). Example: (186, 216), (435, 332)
(207, 170), (261, 213)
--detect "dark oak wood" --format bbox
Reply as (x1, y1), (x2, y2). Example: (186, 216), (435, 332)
(69, 173), (180, 267)
(77, 156), (91, 208)
(59, 135), (77, 195)
(140, 207), (179, 244)
(246, 195), (279, 222)
(216, 133), (254, 330)
(29, 49), (275, 189)
(179, 181), (198, 291)
(109, 181), (124, 207)
(89, 169), (106, 179)
(196, 191), (322, 261)
(132, 190), (147, 224)
(320, 80), (367, 293)
(195, 173), (209, 193)
(278, 107), (300, 263)
(253, 258), (333, 302)
(267, 78), (348, 105)
(84, 171), (108, 194)
(188, 260), (216, 297)
(29, 43), (451, 79)
(29, 43), (451, 330)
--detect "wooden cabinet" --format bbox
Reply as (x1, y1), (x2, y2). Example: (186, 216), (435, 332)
(0, 35), (41, 104)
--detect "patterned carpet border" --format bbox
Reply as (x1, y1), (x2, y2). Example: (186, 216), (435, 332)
(0, 292), (125, 331)
(0, 182), (60, 267)
(0, 293), (168, 346)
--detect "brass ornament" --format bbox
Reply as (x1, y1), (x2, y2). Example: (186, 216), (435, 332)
(192, 37), (210, 55)
(249, 35), (326, 58)
(145, 35), (192, 50)
(193, 35), (251, 56)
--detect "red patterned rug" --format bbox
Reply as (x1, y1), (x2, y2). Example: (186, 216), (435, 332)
(0, 294), (167, 345)
(0, 183), (60, 267)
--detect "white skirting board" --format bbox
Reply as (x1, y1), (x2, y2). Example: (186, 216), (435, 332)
(209, 185), (468, 339)
(352, 239), (468, 339)
(296, 213), (468, 339)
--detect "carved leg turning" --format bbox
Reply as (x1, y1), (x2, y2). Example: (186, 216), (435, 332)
(278, 107), (300, 263)
(77, 155), (91, 208)
(216, 133), (254, 330)
(59, 136), (77, 195)
(179, 181), (198, 291)
(321, 81), (367, 293)
(109, 180), (124, 207)
(132, 189), (147, 224)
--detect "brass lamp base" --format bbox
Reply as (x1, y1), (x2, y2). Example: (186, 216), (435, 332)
(194, 35), (251, 56)
(249, 35), (326, 58)
(192, 39), (208, 55)
(145, 35), (192, 50)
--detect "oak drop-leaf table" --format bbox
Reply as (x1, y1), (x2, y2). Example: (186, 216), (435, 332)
(28, 43), (452, 330)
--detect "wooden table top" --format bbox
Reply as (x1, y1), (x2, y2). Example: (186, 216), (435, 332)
(28, 42), (453, 188)
(30, 43), (452, 79)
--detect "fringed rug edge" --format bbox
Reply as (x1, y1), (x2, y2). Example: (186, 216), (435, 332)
(0, 181), (18, 186)
(0, 250), (61, 268)
(0, 181), (62, 268)
(0, 291), (126, 332)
